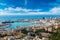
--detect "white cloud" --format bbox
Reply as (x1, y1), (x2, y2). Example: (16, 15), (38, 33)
(4, 7), (41, 12)
(50, 7), (60, 14)
(0, 7), (60, 15)
(0, 11), (22, 15)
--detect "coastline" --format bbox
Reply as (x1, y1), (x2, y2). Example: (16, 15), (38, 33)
(0, 18), (60, 40)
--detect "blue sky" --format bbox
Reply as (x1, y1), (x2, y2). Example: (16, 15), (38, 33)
(0, 0), (60, 15)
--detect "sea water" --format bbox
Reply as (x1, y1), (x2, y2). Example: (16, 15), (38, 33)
(0, 15), (60, 29)
(0, 15), (60, 21)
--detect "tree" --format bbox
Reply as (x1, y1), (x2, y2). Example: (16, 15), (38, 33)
(49, 28), (60, 40)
